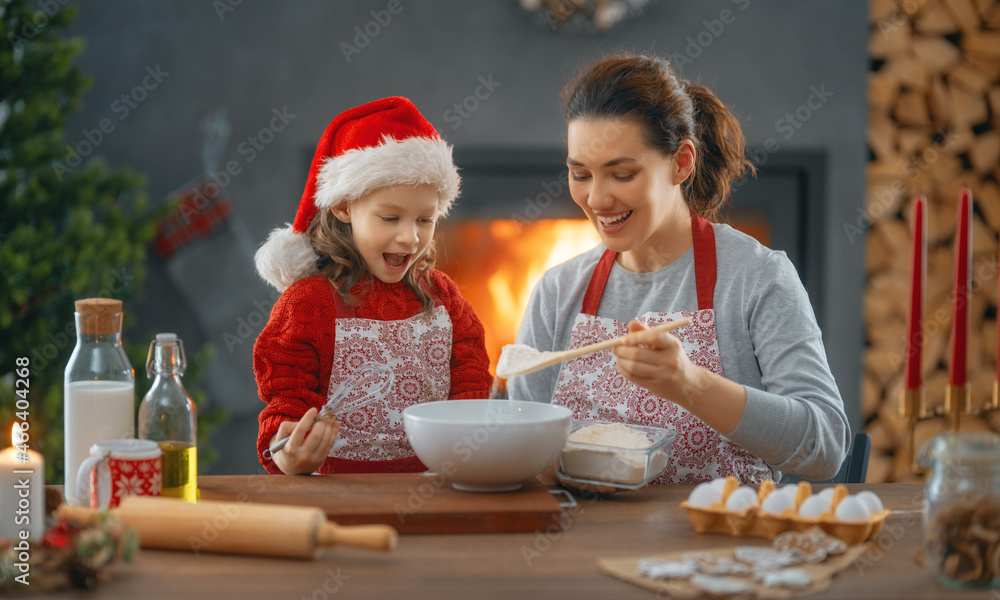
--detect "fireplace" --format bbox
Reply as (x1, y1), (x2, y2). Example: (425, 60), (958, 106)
(438, 149), (827, 374)
(437, 218), (602, 374)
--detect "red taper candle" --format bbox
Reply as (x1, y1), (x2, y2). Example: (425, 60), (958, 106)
(904, 195), (926, 390)
(949, 188), (972, 387)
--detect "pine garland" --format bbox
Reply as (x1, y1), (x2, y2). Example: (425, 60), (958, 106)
(0, 512), (137, 593)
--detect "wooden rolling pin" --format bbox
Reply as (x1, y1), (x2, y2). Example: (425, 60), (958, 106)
(56, 495), (397, 558)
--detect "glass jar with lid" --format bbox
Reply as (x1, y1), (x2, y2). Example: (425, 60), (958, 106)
(919, 432), (1000, 589)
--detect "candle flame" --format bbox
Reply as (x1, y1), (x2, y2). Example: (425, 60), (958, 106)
(11, 423), (24, 448)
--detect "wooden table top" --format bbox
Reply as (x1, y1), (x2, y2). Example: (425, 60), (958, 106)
(42, 479), (983, 600)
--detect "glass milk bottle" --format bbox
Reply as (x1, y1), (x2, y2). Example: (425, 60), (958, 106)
(139, 333), (197, 501)
(64, 298), (135, 506)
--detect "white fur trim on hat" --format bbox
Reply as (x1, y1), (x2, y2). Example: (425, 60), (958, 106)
(254, 225), (320, 292)
(314, 135), (460, 215)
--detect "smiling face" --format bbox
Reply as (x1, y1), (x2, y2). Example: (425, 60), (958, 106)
(332, 183), (439, 283)
(566, 118), (696, 272)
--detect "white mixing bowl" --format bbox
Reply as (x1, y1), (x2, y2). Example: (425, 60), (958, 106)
(403, 399), (572, 492)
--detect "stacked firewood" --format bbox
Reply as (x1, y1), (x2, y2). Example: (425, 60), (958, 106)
(864, 0), (1000, 482)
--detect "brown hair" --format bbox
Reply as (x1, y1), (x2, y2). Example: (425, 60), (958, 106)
(307, 207), (438, 312)
(561, 51), (755, 221)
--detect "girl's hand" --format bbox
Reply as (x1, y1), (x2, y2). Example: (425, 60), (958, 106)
(612, 320), (702, 407)
(270, 407), (341, 475)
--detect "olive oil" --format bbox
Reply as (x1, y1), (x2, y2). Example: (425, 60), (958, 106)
(159, 441), (197, 501)
(139, 333), (198, 503)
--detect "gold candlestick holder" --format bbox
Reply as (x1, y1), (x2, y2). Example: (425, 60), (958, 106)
(899, 388), (926, 474)
(900, 382), (1000, 474)
(944, 384), (972, 432)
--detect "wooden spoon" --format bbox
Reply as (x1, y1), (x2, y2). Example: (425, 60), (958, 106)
(496, 317), (693, 378)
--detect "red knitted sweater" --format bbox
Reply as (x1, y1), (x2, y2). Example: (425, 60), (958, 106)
(254, 272), (492, 473)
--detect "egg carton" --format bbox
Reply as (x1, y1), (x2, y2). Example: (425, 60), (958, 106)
(680, 477), (891, 546)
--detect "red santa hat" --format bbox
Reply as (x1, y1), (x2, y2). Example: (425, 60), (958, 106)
(254, 96), (461, 291)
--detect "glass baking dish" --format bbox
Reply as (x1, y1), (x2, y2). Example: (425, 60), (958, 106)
(557, 420), (676, 490)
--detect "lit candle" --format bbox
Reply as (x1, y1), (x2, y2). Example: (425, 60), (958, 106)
(949, 188), (972, 387)
(0, 424), (46, 542)
(905, 195), (926, 391)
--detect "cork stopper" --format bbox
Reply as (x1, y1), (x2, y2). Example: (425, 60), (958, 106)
(74, 298), (123, 335)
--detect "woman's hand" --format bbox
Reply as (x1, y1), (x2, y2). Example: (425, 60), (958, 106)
(612, 320), (702, 405)
(612, 320), (747, 435)
(270, 407), (341, 475)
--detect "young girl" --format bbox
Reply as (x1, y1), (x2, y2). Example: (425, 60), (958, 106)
(510, 52), (850, 484)
(254, 96), (492, 475)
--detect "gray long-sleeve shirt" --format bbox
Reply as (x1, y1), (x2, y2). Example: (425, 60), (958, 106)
(509, 223), (850, 481)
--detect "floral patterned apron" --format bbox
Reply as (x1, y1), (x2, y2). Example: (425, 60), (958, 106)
(323, 291), (452, 473)
(552, 209), (770, 484)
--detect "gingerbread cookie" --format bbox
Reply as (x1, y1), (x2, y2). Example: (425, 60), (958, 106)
(689, 574), (756, 596)
(733, 546), (802, 570)
(636, 558), (698, 579)
(773, 527), (847, 563)
(754, 568), (812, 589)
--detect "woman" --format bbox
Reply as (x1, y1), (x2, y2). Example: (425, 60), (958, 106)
(510, 52), (849, 483)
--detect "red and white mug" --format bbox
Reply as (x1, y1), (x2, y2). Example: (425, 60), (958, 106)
(76, 439), (162, 509)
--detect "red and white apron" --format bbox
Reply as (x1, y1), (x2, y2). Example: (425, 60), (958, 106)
(552, 209), (770, 484)
(323, 291), (452, 473)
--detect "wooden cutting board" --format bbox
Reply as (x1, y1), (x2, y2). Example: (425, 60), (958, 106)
(197, 473), (565, 535)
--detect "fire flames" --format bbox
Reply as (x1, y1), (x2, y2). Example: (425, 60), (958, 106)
(437, 219), (602, 375)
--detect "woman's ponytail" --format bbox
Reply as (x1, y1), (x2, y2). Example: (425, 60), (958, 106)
(682, 82), (755, 220)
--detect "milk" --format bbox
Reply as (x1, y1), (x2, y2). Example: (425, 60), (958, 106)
(64, 380), (135, 505)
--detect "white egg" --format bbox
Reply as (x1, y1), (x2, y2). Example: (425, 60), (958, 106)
(855, 490), (884, 516)
(760, 490), (796, 514)
(777, 485), (802, 503)
(834, 496), (870, 522)
(688, 481), (722, 507)
(816, 487), (836, 502)
(707, 478), (728, 493)
(797, 494), (831, 518)
(725, 486), (759, 511)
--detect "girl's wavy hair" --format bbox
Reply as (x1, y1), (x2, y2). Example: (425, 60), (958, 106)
(562, 51), (755, 221)
(307, 206), (437, 312)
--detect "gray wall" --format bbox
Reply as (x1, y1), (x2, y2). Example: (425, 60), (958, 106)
(64, 1), (869, 475)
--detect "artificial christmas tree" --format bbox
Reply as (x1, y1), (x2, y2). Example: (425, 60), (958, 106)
(0, 1), (222, 482)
